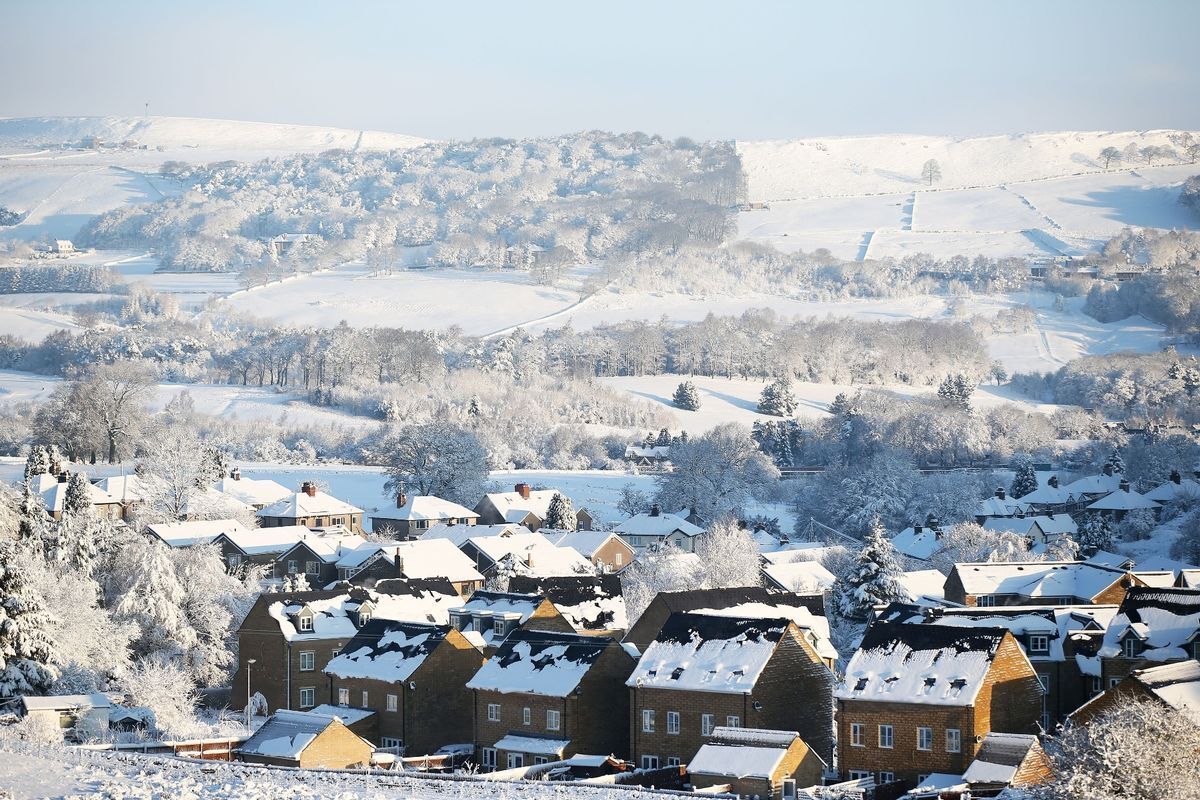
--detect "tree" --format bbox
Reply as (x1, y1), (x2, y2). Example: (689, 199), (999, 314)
(621, 544), (703, 624)
(23, 445), (50, 482)
(834, 519), (906, 621)
(654, 423), (779, 521)
(926, 521), (1046, 574)
(752, 419), (805, 468)
(617, 484), (651, 518)
(937, 373), (974, 410)
(921, 159), (942, 186)
(1169, 511), (1200, 563)
(1098, 146), (1121, 168)
(383, 421), (488, 507)
(988, 361), (1009, 386)
(1104, 450), (1125, 475)
(543, 492), (578, 531)
(0, 541), (58, 695)
(672, 381), (701, 411)
(81, 363), (157, 463)
(695, 517), (762, 589)
(1010, 454), (1039, 499)
(757, 377), (799, 417)
(1077, 514), (1114, 554)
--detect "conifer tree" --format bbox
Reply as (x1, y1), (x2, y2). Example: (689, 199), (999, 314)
(672, 381), (701, 411)
(23, 446), (49, 482)
(544, 492), (578, 531)
(1104, 450), (1125, 474)
(1078, 514), (1115, 554)
(655, 428), (672, 448)
(835, 519), (907, 621)
(758, 376), (799, 417)
(1010, 455), (1039, 499)
(0, 541), (58, 695)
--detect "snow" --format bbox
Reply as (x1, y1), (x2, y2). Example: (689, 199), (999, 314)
(258, 489), (364, 519)
(20, 692), (111, 711)
(762, 560), (838, 594)
(324, 621), (444, 683)
(492, 734), (571, 756)
(219, 524), (315, 556)
(614, 511), (703, 539)
(897, 569), (949, 603)
(239, 710), (342, 760)
(692, 602), (837, 663)
(688, 743), (788, 779)
(214, 476), (292, 508)
(627, 613), (790, 694)
(1135, 661), (1200, 726)
(466, 630), (610, 697)
(549, 530), (624, 559)
(336, 539), (484, 584)
(147, 519), (254, 548)
(308, 705), (376, 725)
(1086, 488), (1160, 512)
(951, 561), (1128, 601)
(373, 495), (479, 524)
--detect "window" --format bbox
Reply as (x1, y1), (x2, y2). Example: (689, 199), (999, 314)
(1123, 637), (1139, 659)
(299, 687), (315, 708)
(507, 753), (524, 769)
(666, 711), (680, 735)
(298, 650), (315, 671)
(946, 728), (961, 753)
(287, 559), (298, 575)
(297, 615), (313, 632)
(701, 714), (715, 736)
(331, 648), (340, 659)
(358, 610), (372, 626)
(228, 553), (243, 568)
(878, 724), (894, 749)
(1029, 635), (1049, 654)
(666, 757), (681, 767)
(976, 595), (996, 607)
(305, 560), (320, 575)
(386, 694), (398, 712)
(847, 770), (872, 780)
(522, 707), (531, 726)
(480, 748), (497, 769)
(917, 726), (933, 751)
(1037, 674), (1050, 692)
(726, 715), (740, 728)
(546, 709), (561, 731)
(338, 687), (350, 706)
(641, 755), (659, 770)
(533, 756), (549, 765)
(487, 703), (500, 722)
(1091, 677), (1102, 695)
(381, 737), (403, 749)
(642, 709), (656, 733)
(850, 723), (865, 747)
(879, 772), (895, 784)
(615, 552), (623, 566)
(1109, 677), (1121, 689)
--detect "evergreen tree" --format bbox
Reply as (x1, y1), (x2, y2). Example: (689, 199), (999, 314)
(46, 445), (63, 476)
(757, 377), (799, 417)
(23, 446), (49, 482)
(196, 445), (228, 489)
(1078, 514), (1115, 554)
(0, 541), (58, 695)
(836, 519), (907, 621)
(654, 428), (672, 448)
(16, 487), (50, 555)
(937, 373), (974, 410)
(544, 492), (578, 531)
(672, 381), (701, 411)
(63, 471), (93, 518)
(752, 419), (804, 468)
(1010, 455), (1038, 499)
(1104, 450), (1126, 474)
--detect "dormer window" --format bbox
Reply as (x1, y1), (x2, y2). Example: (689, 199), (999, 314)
(297, 614), (313, 632)
(359, 611), (372, 626)
(1123, 637), (1139, 659)
(1029, 635), (1049, 655)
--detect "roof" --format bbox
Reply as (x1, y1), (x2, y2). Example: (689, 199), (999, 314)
(891, 525), (943, 561)
(493, 733), (570, 756)
(898, 569), (948, 603)
(213, 475), (291, 507)
(983, 515), (1078, 538)
(335, 539), (484, 584)
(949, 561), (1128, 601)
(1126, 660), (1200, 725)
(20, 693), (111, 712)
(466, 630), (614, 697)
(38, 478), (119, 512)
(508, 575), (627, 632)
(549, 530), (628, 558)
(1014, 483), (1074, 507)
(1145, 478), (1200, 502)
(96, 475), (250, 516)
(688, 745), (788, 780)
(837, 622), (1013, 707)
(1064, 473), (1124, 496)
(372, 495), (479, 525)
(147, 518), (253, 548)
(690, 601), (836, 662)
(614, 511), (704, 539)
(218, 524), (313, 556)
(762, 560), (837, 593)
(264, 583), (461, 639)
(962, 733), (1039, 786)
(627, 613), (792, 694)
(1086, 488), (1160, 512)
(324, 620), (455, 683)
(281, 530), (367, 563)
(421, 522), (522, 548)
(975, 495), (1030, 517)
(257, 489), (363, 519)
(307, 705), (377, 725)
(482, 489), (562, 521)
(467, 532), (593, 576)
(1099, 587), (1200, 663)
(238, 710), (352, 760)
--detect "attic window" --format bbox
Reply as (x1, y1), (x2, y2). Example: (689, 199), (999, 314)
(949, 678), (967, 696)
(670, 667), (685, 680)
(922, 677), (937, 695)
(647, 669), (658, 678)
(854, 677), (868, 691)
(297, 615), (313, 632)
(883, 675), (900, 692)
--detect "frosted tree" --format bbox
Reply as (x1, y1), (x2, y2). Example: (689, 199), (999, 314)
(104, 533), (196, 668)
(757, 376), (799, 417)
(383, 421), (488, 506)
(543, 492), (578, 531)
(621, 544), (704, 624)
(654, 423), (780, 520)
(121, 654), (202, 739)
(0, 541), (58, 695)
(695, 517), (762, 589)
(197, 445), (229, 488)
(63, 470), (93, 518)
(1168, 511), (1200, 563)
(617, 484), (651, 517)
(937, 373), (974, 410)
(23, 445), (50, 481)
(1104, 450), (1125, 474)
(927, 521), (1041, 574)
(46, 445), (64, 475)
(672, 381), (701, 410)
(1010, 454), (1039, 499)
(1098, 146), (1121, 168)
(1077, 514), (1114, 554)
(921, 159), (942, 186)
(16, 487), (50, 555)
(654, 428), (672, 448)
(835, 520), (907, 621)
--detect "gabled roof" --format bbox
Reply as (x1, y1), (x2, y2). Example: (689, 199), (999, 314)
(213, 476), (291, 507)
(466, 630), (615, 697)
(20, 693), (111, 712)
(420, 522), (522, 548)
(975, 495), (1030, 517)
(762, 560), (838, 593)
(627, 613), (793, 694)
(455, 590), (544, 622)
(1145, 477), (1200, 503)
(257, 489), (363, 519)
(467, 531), (593, 576)
(891, 525), (943, 561)
(509, 575), (627, 632)
(1086, 488), (1160, 512)
(898, 569), (949, 603)
(372, 495), (479, 524)
(147, 518), (253, 548)
(96, 474), (250, 516)
(614, 511), (704, 539)
(335, 539), (483, 584)
(949, 561), (1129, 601)
(262, 582), (461, 639)
(983, 514), (1078, 538)
(324, 620), (457, 682)
(38, 477), (119, 512)
(1125, 660), (1200, 725)
(1064, 473), (1124, 496)
(549, 529), (629, 559)
(688, 727), (816, 780)
(1099, 587), (1200, 662)
(217, 524), (314, 556)
(279, 530), (367, 563)
(837, 622), (1015, 707)
(690, 600), (837, 662)
(1014, 483), (1074, 507)
(237, 710), (356, 760)
(962, 733), (1040, 786)
(481, 488), (561, 520)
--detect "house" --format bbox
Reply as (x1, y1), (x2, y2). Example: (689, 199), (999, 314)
(835, 622), (1044, 784)
(1096, 586), (1200, 689)
(31, 473), (122, 522)
(960, 733), (1053, 794)
(876, 602), (1119, 726)
(271, 529), (367, 587)
(1085, 481), (1160, 521)
(236, 710), (372, 768)
(548, 530), (635, 573)
(323, 620), (485, 755)
(761, 560), (838, 595)
(974, 487), (1029, 521)
(474, 484), (593, 531)
(334, 539), (484, 596)
(369, 493), (479, 539)
(256, 482), (364, 533)
(897, 569), (950, 605)
(146, 518), (254, 549)
(687, 727), (826, 799)
(1012, 475), (1076, 515)
(508, 574), (629, 636)
(624, 445), (672, 468)
(1063, 466), (1125, 503)
(265, 232), (321, 259)
(459, 530), (593, 578)
(212, 524), (319, 573)
(96, 473), (251, 521)
(1071, 660), (1200, 727)
(212, 469), (290, 510)
(50, 239), (75, 253)
(614, 505), (705, 552)
(982, 514), (1078, 548)
(891, 516), (945, 561)
(1179, 569), (1200, 589)
(421, 522), (524, 549)
(306, 704), (378, 741)
(943, 561), (1145, 607)
(18, 694), (111, 741)
(466, 630), (636, 770)
(446, 590), (576, 650)
(1145, 470), (1200, 504)
(627, 612), (835, 771)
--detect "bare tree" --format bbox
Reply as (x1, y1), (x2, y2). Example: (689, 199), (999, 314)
(1098, 146), (1121, 168)
(80, 363), (156, 463)
(920, 159), (942, 186)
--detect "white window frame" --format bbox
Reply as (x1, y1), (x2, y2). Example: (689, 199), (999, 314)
(701, 713), (715, 736)
(1122, 637), (1139, 658)
(850, 723), (865, 747)
(666, 756), (681, 767)
(878, 724), (894, 749)
(297, 615), (313, 632)
(946, 728), (961, 753)
(507, 753), (524, 769)
(386, 694), (398, 712)
(726, 715), (740, 728)
(642, 709), (655, 733)
(546, 709), (561, 731)
(299, 687), (315, 709)
(481, 748), (497, 769)
(666, 711), (680, 735)
(641, 755), (659, 770)
(976, 595), (996, 607)
(522, 707), (531, 726)
(338, 687), (350, 706)
(298, 650), (315, 672)
(381, 736), (403, 749)
(880, 771), (895, 784)
(305, 560), (320, 575)
(615, 552), (623, 566)
(1029, 634), (1050, 654)
(847, 770), (872, 780)
(917, 726), (933, 751)
(487, 703), (500, 722)
(533, 756), (549, 765)
(361, 690), (368, 707)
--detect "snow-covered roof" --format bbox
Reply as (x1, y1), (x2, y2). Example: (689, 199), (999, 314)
(325, 620), (456, 683)
(308, 705), (376, 725)
(265, 584), (460, 640)
(1064, 473), (1124, 496)
(96, 474), (250, 516)
(1086, 488), (1160, 512)
(213, 475), (291, 507)
(468, 532), (593, 576)
(1099, 587), (1200, 663)
(1181, 569), (1200, 589)
(891, 525), (943, 561)
(509, 575), (627, 632)
(218, 524), (313, 556)
(492, 733), (570, 756)
(238, 710), (348, 760)
(975, 495), (1030, 517)
(335, 539), (483, 584)
(983, 514), (1077, 538)
(147, 519), (253, 548)
(615, 511), (704, 539)
(257, 489), (363, 519)
(20, 693), (111, 712)
(691, 602), (836, 662)
(688, 738), (792, 779)
(1013, 483), (1074, 507)
(625, 445), (671, 459)
(1145, 477), (1200, 503)
(549, 530), (627, 559)
(950, 561), (1128, 601)
(898, 569), (948, 603)
(371, 495), (479, 525)
(1126, 660), (1200, 726)
(38, 477), (119, 512)
(762, 560), (838, 594)
(759, 543), (838, 565)
(466, 630), (613, 697)
(283, 530), (367, 563)
(962, 733), (1039, 786)
(837, 622), (1014, 707)
(628, 613), (792, 694)
(421, 522), (522, 548)
(482, 489), (562, 521)
(450, 590), (546, 643)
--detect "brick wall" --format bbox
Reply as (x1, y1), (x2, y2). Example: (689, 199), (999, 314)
(233, 599), (349, 713)
(296, 723), (373, 769)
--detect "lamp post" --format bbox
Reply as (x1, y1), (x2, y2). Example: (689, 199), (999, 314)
(245, 658), (257, 731)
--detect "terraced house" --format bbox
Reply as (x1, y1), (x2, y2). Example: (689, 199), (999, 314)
(943, 561), (1145, 607)
(1097, 586), (1200, 688)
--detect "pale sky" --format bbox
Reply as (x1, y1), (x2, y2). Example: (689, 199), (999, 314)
(3, 0), (1198, 141)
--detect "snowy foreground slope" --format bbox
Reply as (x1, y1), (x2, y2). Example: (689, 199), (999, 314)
(0, 742), (670, 800)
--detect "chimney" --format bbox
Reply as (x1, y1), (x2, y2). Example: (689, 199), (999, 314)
(57, 471), (69, 483)
(1170, 470), (1181, 485)
(230, 467), (241, 481)
(1119, 479), (1130, 493)
(914, 524), (923, 535)
(514, 483), (531, 500)
(1103, 464), (1114, 477)
(301, 481), (317, 497)
(995, 487), (1006, 500)
(1048, 475), (1059, 489)
(650, 504), (661, 517)
(396, 491), (408, 509)
(925, 513), (938, 528)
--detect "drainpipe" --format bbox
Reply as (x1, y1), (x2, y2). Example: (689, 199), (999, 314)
(286, 644), (292, 710)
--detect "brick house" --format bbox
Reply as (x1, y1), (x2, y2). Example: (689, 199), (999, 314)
(334, 539), (484, 597)
(273, 530), (367, 588)
(1070, 660), (1200, 726)
(237, 710), (372, 768)
(369, 493), (479, 539)
(447, 590), (576, 651)
(687, 727), (826, 799)
(211, 525), (314, 573)
(627, 613), (835, 771)
(323, 619), (485, 755)
(1096, 586), (1200, 689)
(257, 481), (364, 533)
(459, 530), (593, 579)
(548, 530), (635, 574)
(943, 561), (1145, 607)
(961, 733), (1053, 794)
(614, 505), (704, 552)
(474, 483), (593, 531)
(509, 574), (628, 637)
(466, 630), (636, 770)
(145, 518), (253, 549)
(877, 602), (1119, 726)
(835, 622), (1044, 785)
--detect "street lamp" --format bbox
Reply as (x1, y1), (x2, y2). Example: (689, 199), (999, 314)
(245, 658), (257, 731)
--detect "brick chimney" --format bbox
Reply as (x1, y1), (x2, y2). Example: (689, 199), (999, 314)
(57, 471), (69, 483)
(514, 483), (531, 500)
(230, 467), (241, 481)
(995, 487), (1006, 500)
(301, 481), (317, 497)
(650, 504), (661, 517)
(396, 491), (408, 509)
(1048, 475), (1059, 489)
(1119, 479), (1130, 492)
(1103, 464), (1114, 477)
(1170, 470), (1181, 485)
